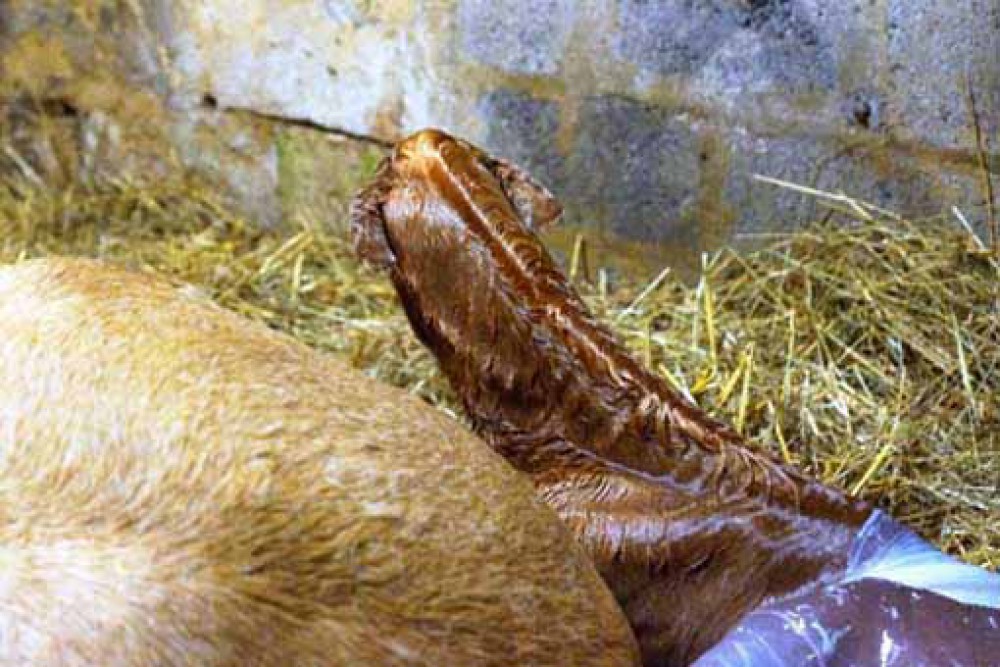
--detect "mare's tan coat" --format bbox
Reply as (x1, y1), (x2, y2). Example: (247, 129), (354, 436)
(0, 257), (639, 667)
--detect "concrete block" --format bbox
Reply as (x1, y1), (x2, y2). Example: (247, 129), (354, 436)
(458, 0), (575, 76)
(567, 95), (701, 244)
(477, 89), (565, 196)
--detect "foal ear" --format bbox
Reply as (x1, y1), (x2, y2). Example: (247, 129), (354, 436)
(350, 158), (395, 270)
(489, 158), (563, 231)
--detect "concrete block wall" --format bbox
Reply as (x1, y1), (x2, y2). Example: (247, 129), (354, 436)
(2, 0), (997, 276)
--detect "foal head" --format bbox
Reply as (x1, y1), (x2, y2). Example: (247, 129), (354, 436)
(352, 127), (562, 270)
(351, 128), (698, 476)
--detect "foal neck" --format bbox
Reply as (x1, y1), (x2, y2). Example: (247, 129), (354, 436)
(392, 240), (872, 528)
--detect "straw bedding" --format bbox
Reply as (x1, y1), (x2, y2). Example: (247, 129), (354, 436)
(0, 163), (995, 570)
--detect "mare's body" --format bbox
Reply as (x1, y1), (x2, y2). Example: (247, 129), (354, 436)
(0, 257), (639, 667)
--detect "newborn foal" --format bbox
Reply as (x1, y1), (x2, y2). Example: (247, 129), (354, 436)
(352, 128), (999, 667)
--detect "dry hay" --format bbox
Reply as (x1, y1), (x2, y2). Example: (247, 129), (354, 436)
(0, 162), (996, 570)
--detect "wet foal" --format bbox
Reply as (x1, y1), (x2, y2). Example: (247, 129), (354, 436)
(352, 128), (1000, 667)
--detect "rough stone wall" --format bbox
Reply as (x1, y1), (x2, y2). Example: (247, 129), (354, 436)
(1, 0), (997, 276)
